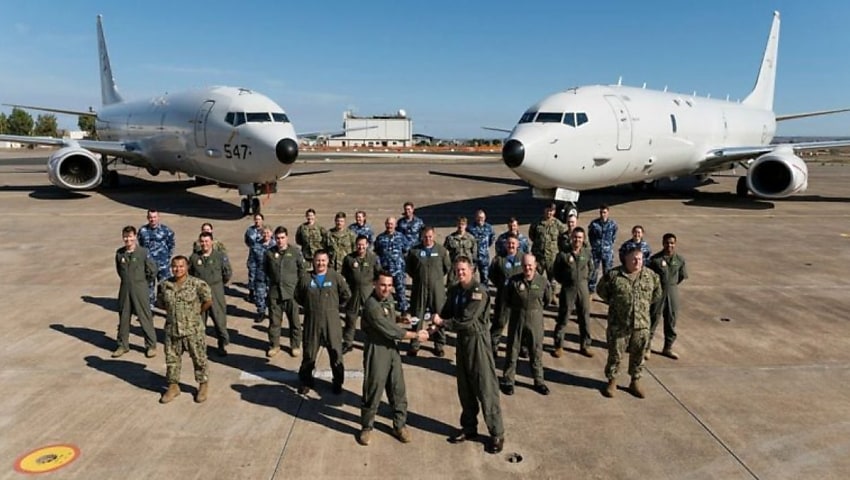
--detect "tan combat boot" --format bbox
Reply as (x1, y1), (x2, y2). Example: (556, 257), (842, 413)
(267, 344), (280, 358)
(356, 429), (371, 446)
(629, 377), (645, 399)
(644, 349), (652, 360)
(552, 347), (563, 358)
(602, 379), (616, 398)
(195, 382), (209, 403)
(160, 383), (180, 404)
(580, 346), (594, 358)
(291, 347), (301, 358)
(393, 427), (412, 444)
(662, 348), (679, 360)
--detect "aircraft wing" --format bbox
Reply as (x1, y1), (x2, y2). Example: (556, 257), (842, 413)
(0, 134), (147, 162)
(696, 139), (850, 173)
(2, 103), (97, 117)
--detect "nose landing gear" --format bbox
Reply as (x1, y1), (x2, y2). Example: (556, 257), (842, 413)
(240, 196), (262, 216)
(238, 182), (277, 217)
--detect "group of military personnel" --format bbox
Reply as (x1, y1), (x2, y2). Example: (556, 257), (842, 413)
(112, 201), (688, 452)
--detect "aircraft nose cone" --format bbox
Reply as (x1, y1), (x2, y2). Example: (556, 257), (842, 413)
(275, 138), (299, 165)
(502, 139), (525, 168)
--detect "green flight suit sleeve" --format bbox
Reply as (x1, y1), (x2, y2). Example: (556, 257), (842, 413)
(337, 272), (352, 306)
(679, 256), (689, 284)
(442, 287), (489, 334)
(221, 253), (232, 284)
(365, 300), (407, 341)
(144, 255), (157, 283)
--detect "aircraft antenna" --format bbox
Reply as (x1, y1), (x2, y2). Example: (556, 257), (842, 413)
(617, 76), (622, 86)
(642, 82), (646, 89)
(663, 86), (668, 92)
(726, 94), (730, 101)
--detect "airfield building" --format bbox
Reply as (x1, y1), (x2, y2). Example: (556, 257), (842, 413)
(326, 110), (413, 148)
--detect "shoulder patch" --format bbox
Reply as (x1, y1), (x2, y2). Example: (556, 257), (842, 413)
(471, 292), (483, 301)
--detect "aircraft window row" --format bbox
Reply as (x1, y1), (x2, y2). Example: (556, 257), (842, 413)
(535, 112), (564, 123)
(518, 111), (537, 123)
(225, 111), (291, 126)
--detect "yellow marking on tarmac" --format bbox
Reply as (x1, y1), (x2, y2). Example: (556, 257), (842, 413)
(14, 444), (80, 474)
(841, 233), (850, 238)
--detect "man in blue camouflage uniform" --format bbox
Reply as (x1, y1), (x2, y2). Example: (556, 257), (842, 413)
(468, 209), (496, 285)
(348, 210), (375, 247)
(495, 217), (530, 257)
(587, 204), (618, 293)
(138, 209), (175, 308)
(374, 217), (409, 313)
(244, 213), (266, 301)
(597, 245), (661, 399)
(396, 202), (424, 255)
(248, 226), (275, 322)
(618, 225), (652, 265)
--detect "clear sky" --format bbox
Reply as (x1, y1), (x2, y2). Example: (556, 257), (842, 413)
(1, 0), (848, 138)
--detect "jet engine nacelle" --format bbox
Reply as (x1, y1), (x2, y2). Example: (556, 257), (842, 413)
(746, 149), (808, 199)
(47, 147), (103, 190)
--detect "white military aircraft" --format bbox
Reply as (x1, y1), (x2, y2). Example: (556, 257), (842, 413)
(498, 11), (850, 209)
(0, 15), (299, 215)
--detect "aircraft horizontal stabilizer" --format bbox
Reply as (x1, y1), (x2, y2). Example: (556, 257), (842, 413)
(776, 107), (850, 121)
(482, 126), (512, 133)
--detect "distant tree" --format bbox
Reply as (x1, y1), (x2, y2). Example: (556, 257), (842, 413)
(78, 114), (97, 139)
(492, 138), (502, 147)
(0, 112), (7, 133)
(7, 107), (34, 136)
(34, 114), (59, 137)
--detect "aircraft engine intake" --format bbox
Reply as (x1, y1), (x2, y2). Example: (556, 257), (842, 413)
(47, 147), (103, 190)
(746, 149), (808, 199)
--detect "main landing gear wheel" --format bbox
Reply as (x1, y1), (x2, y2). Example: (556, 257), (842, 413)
(736, 177), (749, 197)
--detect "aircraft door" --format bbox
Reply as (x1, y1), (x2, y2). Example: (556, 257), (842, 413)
(604, 95), (632, 151)
(194, 100), (215, 148)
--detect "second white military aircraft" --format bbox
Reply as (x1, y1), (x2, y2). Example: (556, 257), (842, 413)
(1, 15), (299, 215)
(499, 11), (850, 209)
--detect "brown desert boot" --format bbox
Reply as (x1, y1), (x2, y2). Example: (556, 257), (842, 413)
(160, 383), (180, 404)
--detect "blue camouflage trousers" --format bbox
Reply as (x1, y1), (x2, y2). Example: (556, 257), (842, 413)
(589, 249), (614, 292)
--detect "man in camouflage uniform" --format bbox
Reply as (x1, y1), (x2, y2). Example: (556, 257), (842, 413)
(138, 209), (175, 307)
(552, 227), (594, 358)
(374, 217), (409, 313)
(597, 244), (662, 399)
(495, 217), (530, 257)
(244, 213), (266, 301)
(189, 232), (233, 356)
(587, 204), (618, 293)
(341, 235), (382, 354)
(529, 203), (565, 281)
(468, 209), (496, 285)
(348, 210), (374, 247)
(488, 234), (523, 361)
(325, 212), (357, 271)
(264, 226), (304, 358)
(432, 257), (505, 455)
(648, 233), (689, 360)
(397, 201), (424, 255)
(619, 225), (653, 265)
(405, 226), (451, 357)
(443, 216), (477, 285)
(192, 222), (227, 256)
(295, 250), (352, 395)
(113, 225), (157, 359)
(356, 271), (429, 446)
(157, 256), (212, 404)
(248, 226), (275, 322)
(501, 254), (553, 396)
(296, 208), (327, 264)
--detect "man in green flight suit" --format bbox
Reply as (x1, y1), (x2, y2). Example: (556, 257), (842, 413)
(189, 232), (232, 356)
(295, 250), (352, 395)
(501, 254), (553, 396)
(432, 256), (505, 454)
(552, 227), (595, 358)
(647, 233), (689, 360)
(341, 235), (382, 354)
(157, 256), (213, 404)
(405, 226), (451, 357)
(597, 244), (662, 399)
(356, 271), (429, 446)
(114, 225), (158, 358)
(488, 234), (524, 361)
(264, 226), (305, 358)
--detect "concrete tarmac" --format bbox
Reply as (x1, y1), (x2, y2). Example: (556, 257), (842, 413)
(1, 155), (849, 479)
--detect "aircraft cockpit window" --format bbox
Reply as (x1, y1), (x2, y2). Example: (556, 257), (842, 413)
(272, 113), (290, 123)
(519, 111), (537, 123)
(224, 112), (247, 126)
(535, 112), (563, 123)
(576, 112), (588, 126)
(246, 112), (272, 123)
(563, 113), (576, 127)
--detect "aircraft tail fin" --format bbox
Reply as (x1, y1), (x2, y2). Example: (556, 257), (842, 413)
(743, 11), (780, 111)
(97, 15), (123, 106)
